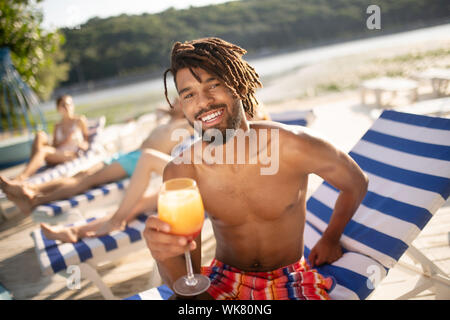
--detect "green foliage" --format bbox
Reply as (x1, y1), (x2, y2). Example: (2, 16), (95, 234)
(61, 0), (449, 86)
(0, 0), (69, 100)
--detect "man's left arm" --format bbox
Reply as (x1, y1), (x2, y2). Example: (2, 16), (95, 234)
(293, 130), (369, 267)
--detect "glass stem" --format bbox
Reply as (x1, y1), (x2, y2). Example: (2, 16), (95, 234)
(184, 250), (198, 286)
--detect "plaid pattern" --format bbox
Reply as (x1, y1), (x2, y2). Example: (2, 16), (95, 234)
(201, 257), (334, 300)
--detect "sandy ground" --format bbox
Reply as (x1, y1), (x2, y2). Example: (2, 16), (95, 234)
(0, 32), (449, 300)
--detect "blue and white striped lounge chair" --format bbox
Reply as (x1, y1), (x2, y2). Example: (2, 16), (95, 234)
(269, 109), (315, 127)
(0, 148), (107, 200)
(0, 117), (107, 201)
(30, 171), (164, 224)
(28, 147), (107, 185)
(31, 213), (152, 300)
(0, 148), (109, 220)
(31, 179), (130, 224)
(30, 213), (215, 300)
(126, 110), (450, 300)
(23, 116), (108, 186)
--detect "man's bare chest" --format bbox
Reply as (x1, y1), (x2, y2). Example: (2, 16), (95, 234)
(195, 165), (306, 225)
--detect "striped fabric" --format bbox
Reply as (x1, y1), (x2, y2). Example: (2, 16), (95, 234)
(33, 179), (130, 217)
(31, 214), (213, 283)
(0, 119), (106, 200)
(200, 257), (333, 300)
(125, 284), (173, 300)
(171, 135), (199, 159)
(303, 220), (387, 300)
(33, 172), (162, 218)
(128, 222), (388, 301)
(0, 149), (107, 201)
(269, 109), (315, 127)
(128, 110), (450, 300)
(303, 110), (449, 299)
(26, 147), (107, 186)
(30, 213), (150, 275)
(306, 111), (449, 268)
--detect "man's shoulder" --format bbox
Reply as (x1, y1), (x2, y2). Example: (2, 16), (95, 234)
(164, 158), (196, 180)
(250, 120), (306, 131)
(250, 121), (316, 143)
(251, 121), (334, 164)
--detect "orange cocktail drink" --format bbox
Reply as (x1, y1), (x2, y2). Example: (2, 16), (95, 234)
(158, 188), (204, 239)
(157, 177), (210, 296)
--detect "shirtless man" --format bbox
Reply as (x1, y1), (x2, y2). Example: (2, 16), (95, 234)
(0, 99), (193, 216)
(144, 38), (369, 300)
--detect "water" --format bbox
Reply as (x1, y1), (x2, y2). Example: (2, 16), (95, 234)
(250, 23), (450, 77)
(41, 23), (450, 110)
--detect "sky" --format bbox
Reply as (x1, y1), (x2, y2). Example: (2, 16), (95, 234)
(38, 0), (237, 30)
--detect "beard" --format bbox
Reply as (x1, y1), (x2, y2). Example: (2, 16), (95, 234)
(188, 100), (243, 145)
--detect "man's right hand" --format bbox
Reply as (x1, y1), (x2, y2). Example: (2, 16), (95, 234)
(144, 215), (197, 261)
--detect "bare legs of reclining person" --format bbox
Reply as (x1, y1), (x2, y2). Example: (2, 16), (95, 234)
(0, 161), (125, 215)
(14, 131), (79, 181)
(40, 149), (171, 243)
(0, 149), (170, 216)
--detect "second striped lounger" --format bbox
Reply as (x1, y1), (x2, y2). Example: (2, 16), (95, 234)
(0, 148), (109, 220)
(127, 110), (450, 300)
(31, 213), (153, 299)
(31, 171), (163, 224)
(0, 117), (107, 201)
(26, 147), (107, 186)
(31, 179), (130, 224)
(30, 214), (215, 299)
(269, 109), (315, 127)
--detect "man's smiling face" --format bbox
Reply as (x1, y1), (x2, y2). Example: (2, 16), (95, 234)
(175, 67), (244, 142)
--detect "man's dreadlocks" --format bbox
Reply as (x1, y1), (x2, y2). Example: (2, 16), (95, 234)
(163, 37), (262, 118)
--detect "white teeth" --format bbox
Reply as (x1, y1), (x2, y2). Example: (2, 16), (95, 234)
(201, 110), (223, 122)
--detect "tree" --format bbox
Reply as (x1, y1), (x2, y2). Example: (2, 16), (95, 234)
(60, 0), (450, 86)
(0, 0), (69, 100)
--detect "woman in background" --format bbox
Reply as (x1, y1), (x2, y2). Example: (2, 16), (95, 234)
(12, 94), (89, 181)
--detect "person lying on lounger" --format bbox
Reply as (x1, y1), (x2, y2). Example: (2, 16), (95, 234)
(144, 38), (369, 300)
(11, 95), (90, 181)
(0, 99), (193, 216)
